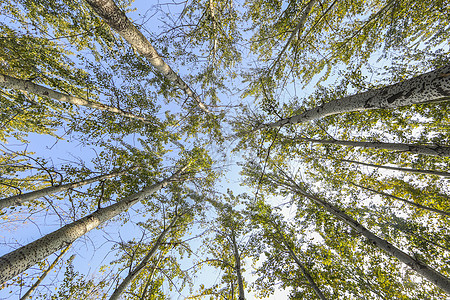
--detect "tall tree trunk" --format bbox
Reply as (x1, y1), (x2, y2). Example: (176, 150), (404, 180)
(272, 223), (327, 300)
(208, 0), (218, 65)
(351, 182), (450, 217)
(0, 74), (151, 124)
(19, 243), (72, 300)
(85, 0), (211, 114)
(342, 159), (450, 177)
(292, 136), (450, 157)
(0, 168), (185, 284)
(283, 178), (450, 294)
(0, 168), (136, 210)
(109, 214), (180, 300)
(230, 228), (245, 300)
(139, 254), (163, 300)
(260, 66), (450, 129)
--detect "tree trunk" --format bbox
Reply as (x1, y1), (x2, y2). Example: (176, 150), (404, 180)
(0, 168), (136, 210)
(109, 214), (180, 300)
(0, 168), (184, 284)
(0, 74), (151, 124)
(351, 182), (450, 217)
(85, 0), (211, 114)
(342, 159), (450, 177)
(230, 229), (245, 300)
(208, 0), (218, 64)
(19, 243), (72, 300)
(271, 222), (327, 300)
(293, 136), (450, 157)
(260, 66), (450, 129)
(139, 254), (163, 300)
(287, 181), (450, 294)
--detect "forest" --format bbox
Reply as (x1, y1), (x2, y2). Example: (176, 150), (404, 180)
(0, 0), (449, 299)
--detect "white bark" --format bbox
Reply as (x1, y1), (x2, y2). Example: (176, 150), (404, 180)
(261, 66), (450, 129)
(208, 0), (218, 64)
(0, 168), (135, 210)
(85, 0), (211, 114)
(0, 169), (183, 284)
(0, 74), (151, 123)
(288, 183), (450, 294)
(293, 136), (450, 157)
(109, 214), (180, 300)
(343, 159), (450, 177)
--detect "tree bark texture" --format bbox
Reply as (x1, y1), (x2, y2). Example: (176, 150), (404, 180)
(291, 186), (450, 294)
(0, 170), (181, 284)
(19, 243), (72, 300)
(0, 168), (135, 210)
(293, 136), (450, 157)
(84, 0), (211, 114)
(262, 66), (450, 129)
(109, 214), (180, 300)
(0, 74), (151, 123)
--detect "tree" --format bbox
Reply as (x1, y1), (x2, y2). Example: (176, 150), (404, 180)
(0, 167), (136, 210)
(109, 211), (182, 300)
(1, 0), (450, 298)
(0, 74), (152, 123)
(85, 0), (211, 114)
(19, 243), (72, 300)
(241, 160), (450, 294)
(0, 166), (187, 284)
(247, 200), (328, 299)
(287, 135), (450, 157)
(350, 181), (450, 217)
(253, 65), (450, 131)
(192, 194), (249, 300)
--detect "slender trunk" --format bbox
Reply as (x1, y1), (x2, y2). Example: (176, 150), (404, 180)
(139, 254), (163, 300)
(351, 182), (450, 217)
(230, 229), (245, 300)
(293, 136), (450, 157)
(285, 245), (328, 300)
(19, 243), (72, 300)
(288, 183), (450, 294)
(209, 0), (218, 65)
(270, 0), (317, 71)
(342, 159), (450, 177)
(0, 74), (151, 123)
(260, 66), (450, 129)
(109, 214), (180, 300)
(271, 223), (327, 300)
(0, 168), (184, 284)
(85, 0), (211, 114)
(0, 168), (136, 210)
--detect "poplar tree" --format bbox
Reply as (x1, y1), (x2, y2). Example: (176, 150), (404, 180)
(1, 0), (450, 298)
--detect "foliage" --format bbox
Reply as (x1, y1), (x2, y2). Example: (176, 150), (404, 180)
(0, 0), (449, 299)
